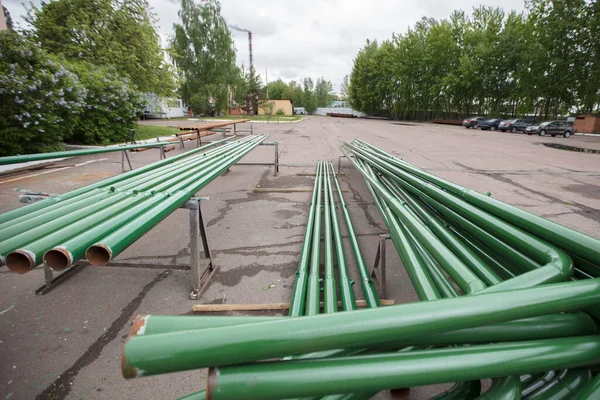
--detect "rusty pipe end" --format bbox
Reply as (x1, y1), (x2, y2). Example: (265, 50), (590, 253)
(206, 367), (219, 400)
(129, 315), (148, 338)
(44, 247), (73, 271)
(390, 388), (411, 399)
(6, 250), (36, 274)
(86, 244), (112, 266)
(121, 350), (137, 379)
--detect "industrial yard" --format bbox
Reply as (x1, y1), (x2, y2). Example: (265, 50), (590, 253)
(0, 117), (599, 399)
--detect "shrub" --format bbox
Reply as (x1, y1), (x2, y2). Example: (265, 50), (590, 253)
(0, 32), (84, 156)
(66, 62), (144, 145)
(275, 108), (286, 116)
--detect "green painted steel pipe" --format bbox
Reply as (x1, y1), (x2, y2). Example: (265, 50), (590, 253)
(474, 376), (520, 400)
(350, 138), (600, 269)
(206, 336), (600, 400)
(325, 162), (356, 311)
(322, 162), (338, 314)
(43, 138), (266, 270)
(289, 162), (321, 317)
(305, 161), (324, 316)
(0, 142), (175, 165)
(527, 369), (590, 399)
(85, 136), (266, 266)
(342, 148), (485, 294)
(3, 137), (263, 271)
(0, 136), (233, 226)
(331, 161), (379, 308)
(574, 373), (600, 399)
(122, 278), (600, 378)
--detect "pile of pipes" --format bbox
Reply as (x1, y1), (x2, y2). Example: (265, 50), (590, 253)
(0, 135), (266, 273)
(120, 144), (600, 400)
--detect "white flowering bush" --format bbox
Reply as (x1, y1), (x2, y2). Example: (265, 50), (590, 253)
(0, 32), (85, 155)
(66, 62), (144, 145)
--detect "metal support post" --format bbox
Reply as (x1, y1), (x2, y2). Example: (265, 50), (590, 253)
(183, 197), (218, 300)
(233, 124), (237, 135)
(179, 136), (185, 149)
(197, 129), (202, 147)
(371, 234), (390, 298)
(36, 263), (86, 295)
(121, 150), (133, 172)
(338, 155), (346, 174)
(160, 146), (167, 160)
(235, 141), (279, 176)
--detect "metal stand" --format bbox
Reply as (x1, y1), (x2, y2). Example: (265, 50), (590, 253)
(371, 234), (390, 298)
(121, 144), (168, 172)
(236, 141), (279, 175)
(34, 197), (217, 298)
(183, 197), (218, 300)
(233, 123), (253, 136)
(338, 155), (346, 173)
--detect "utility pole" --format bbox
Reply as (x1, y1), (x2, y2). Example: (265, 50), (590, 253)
(265, 68), (269, 100)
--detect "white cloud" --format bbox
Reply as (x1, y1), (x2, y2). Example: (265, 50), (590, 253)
(3, 0), (527, 90)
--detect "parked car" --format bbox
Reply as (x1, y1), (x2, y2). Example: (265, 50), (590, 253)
(499, 119), (533, 133)
(525, 121), (574, 138)
(477, 119), (502, 131)
(463, 116), (485, 128)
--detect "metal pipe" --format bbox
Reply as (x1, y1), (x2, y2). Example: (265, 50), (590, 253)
(473, 376), (521, 400)
(121, 278), (600, 378)
(574, 372), (600, 399)
(206, 336), (600, 400)
(322, 162), (337, 314)
(289, 162), (321, 317)
(330, 161), (379, 308)
(527, 369), (590, 399)
(305, 161), (324, 316)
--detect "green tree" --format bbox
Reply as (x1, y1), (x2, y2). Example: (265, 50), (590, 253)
(244, 66), (263, 114)
(340, 75), (349, 101)
(303, 77), (317, 114)
(290, 80), (304, 107)
(170, 0), (239, 115)
(3, 6), (13, 29)
(266, 78), (291, 100)
(315, 77), (334, 107)
(27, 0), (174, 96)
(261, 101), (275, 119)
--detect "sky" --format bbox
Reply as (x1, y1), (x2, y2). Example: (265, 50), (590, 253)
(3, 0), (526, 91)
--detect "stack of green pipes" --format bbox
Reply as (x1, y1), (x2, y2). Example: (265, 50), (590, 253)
(119, 147), (600, 400)
(0, 135), (266, 273)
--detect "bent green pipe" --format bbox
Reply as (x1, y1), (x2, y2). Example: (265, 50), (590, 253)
(574, 373), (600, 399)
(122, 278), (600, 378)
(206, 336), (600, 400)
(289, 162), (321, 317)
(305, 161), (324, 316)
(527, 369), (590, 399)
(0, 136), (233, 226)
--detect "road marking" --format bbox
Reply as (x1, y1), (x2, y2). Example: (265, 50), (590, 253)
(0, 158), (108, 185)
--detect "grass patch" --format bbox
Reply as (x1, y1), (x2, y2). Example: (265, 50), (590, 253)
(134, 124), (181, 141)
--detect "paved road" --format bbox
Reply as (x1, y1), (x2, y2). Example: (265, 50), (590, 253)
(0, 117), (599, 399)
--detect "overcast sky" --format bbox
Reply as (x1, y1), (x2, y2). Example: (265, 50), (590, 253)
(3, 0), (526, 91)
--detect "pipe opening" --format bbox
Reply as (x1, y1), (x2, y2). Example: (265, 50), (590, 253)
(86, 244), (112, 266)
(6, 251), (35, 274)
(44, 249), (71, 271)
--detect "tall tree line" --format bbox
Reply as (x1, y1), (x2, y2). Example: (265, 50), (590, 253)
(349, 0), (600, 120)
(266, 77), (336, 113)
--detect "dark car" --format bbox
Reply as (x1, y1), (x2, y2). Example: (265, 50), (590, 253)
(477, 119), (502, 131)
(499, 119), (533, 133)
(462, 116), (485, 128)
(525, 121), (574, 138)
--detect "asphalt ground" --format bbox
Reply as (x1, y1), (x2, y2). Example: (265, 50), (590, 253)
(1, 117), (599, 399)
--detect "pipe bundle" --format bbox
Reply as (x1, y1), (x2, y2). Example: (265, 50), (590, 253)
(119, 147), (600, 400)
(0, 135), (266, 273)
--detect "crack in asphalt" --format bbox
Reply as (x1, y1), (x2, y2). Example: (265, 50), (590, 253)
(36, 270), (171, 399)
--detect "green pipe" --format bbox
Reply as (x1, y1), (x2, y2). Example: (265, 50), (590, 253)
(206, 336), (600, 400)
(5, 138), (263, 271)
(0, 141), (175, 165)
(351, 138), (600, 268)
(289, 162), (321, 317)
(326, 162), (356, 311)
(85, 136), (266, 265)
(305, 161), (324, 316)
(527, 369), (590, 399)
(342, 148), (485, 294)
(0, 136), (233, 226)
(523, 371), (559, 397)
(322, 162), (338, 314)
(474, 376), (520, 400)
(574, 373), (600, 399)
(121, 278), (600, 378)
(431, 380), (482, 400)
(331, 161), (379, 308)
(0, 138), (245, 241)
